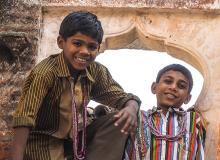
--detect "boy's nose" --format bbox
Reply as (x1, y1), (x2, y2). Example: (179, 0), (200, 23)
(79, 46), (90, 55)
(169, 83), (177, 91)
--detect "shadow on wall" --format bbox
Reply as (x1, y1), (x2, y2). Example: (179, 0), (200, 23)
(0, 42), (16, 70)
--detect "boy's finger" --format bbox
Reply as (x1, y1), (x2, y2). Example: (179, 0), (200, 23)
(130, 120), (137, 133)
(127, 125), (134, 134)
(121, 117), (133, 134)
(114, 112), (126, 126)
(124, 119), (136, 133)
(114, 111), (122, 118)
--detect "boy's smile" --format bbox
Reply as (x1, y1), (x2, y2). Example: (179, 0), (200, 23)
(151, 70), (191, 111)
(57, 32), (99, 71)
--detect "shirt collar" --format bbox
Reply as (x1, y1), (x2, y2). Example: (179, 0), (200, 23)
(56, 52), (71, 77)
(80, 68), (95, 83)
(152, 106), (185, 116)
(56, 52), (95, 83)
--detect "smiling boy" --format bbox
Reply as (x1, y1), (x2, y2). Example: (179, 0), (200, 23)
(12, 11), (141, 160)
(124, 64), (205, 160)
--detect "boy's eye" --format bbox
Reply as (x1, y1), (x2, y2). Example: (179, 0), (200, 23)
(178, 83), (187, 89)
(164, 79), (172, 84)
(73, 41), (82, 47)
(88, 44), (99, 51)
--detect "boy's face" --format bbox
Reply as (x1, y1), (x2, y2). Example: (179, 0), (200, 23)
(57, 32), (99, 71)
(151, 70), (192, 109)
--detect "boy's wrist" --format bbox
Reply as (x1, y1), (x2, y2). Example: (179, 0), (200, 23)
(124, 100), (140, 113)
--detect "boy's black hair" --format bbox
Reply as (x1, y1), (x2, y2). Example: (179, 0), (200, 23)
(156, 64), (193, 93)
(59, 11), (103, 44)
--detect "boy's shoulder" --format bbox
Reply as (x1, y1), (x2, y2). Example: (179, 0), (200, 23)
(87, 61), (109, 76)
(185, 110), (202, 123)
(186, 107), (203, 120)
(88, 61), (107, 70)
(32, 54), (59, 76)
(186, 109), (207, 129)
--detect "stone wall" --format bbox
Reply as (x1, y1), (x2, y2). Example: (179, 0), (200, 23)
(0, 0), (41, 159)
(1, 0), (220, 159)
(218, 125), (220, 160)
(43, 0), (219, 9)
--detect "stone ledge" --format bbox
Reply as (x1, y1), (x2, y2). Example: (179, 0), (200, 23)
(42, 0), (220, 10)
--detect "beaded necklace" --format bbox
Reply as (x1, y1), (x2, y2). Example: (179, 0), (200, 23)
(134, 108), (187, 160)
(136, 111), (148, 159)
(147, 108), (187, 141)
(71, 79), (88, 160)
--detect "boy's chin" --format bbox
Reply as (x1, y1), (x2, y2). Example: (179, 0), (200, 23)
(159, 105), (181, 109)
(72, 64), (89, 71)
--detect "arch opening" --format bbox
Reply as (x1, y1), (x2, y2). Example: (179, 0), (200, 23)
(38, 10), (209, 111)
(97, 27), (209, 111)
(89, 49), (204, 111)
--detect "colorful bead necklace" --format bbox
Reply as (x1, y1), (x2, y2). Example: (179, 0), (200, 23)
(127, 109), (187, 160)
(71, 80), (88, 160)
(135, 111), (151, 160)
(147, 109), (187, 141)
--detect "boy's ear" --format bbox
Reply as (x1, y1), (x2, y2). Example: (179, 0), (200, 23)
(184, 94), (192, 104)
(57, 35), (64, 49)
(151, 82), (157, 94)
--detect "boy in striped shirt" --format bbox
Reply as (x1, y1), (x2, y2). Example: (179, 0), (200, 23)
(125, 64), (206, 160)
(12, 11), (141, 160)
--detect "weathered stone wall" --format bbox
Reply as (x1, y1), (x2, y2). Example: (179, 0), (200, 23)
(218, 125), (220, 160)
(43, 0), (219, 9)
(1, 0), (220, 159)
(0, 0), (41, 159)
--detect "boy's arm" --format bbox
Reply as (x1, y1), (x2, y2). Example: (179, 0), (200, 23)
(12, 127), (30, 160)
(12, 71), (54, 158)
(13, 72), (54, 127)
(90, 62), (141, 109)
(90, 63), (141, 134)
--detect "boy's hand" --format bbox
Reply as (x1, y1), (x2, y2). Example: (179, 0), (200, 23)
(114, 100), (139, 134)
(12, 127), (30, 160)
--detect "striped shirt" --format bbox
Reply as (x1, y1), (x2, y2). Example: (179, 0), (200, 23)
(13, 52), (140, 138)
(125, 107), (206, 160)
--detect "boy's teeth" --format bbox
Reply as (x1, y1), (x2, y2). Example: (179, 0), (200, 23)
(166, 93), (175, 99)
(77, 57), (87, 62)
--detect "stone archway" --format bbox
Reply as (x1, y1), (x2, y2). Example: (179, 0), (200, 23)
(40, 9), (210, 111)
(40, 8), (211, 112)
(1, 0), (220, 159)
(40, 7), (218, 159)
(101, 22), (209, 112)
